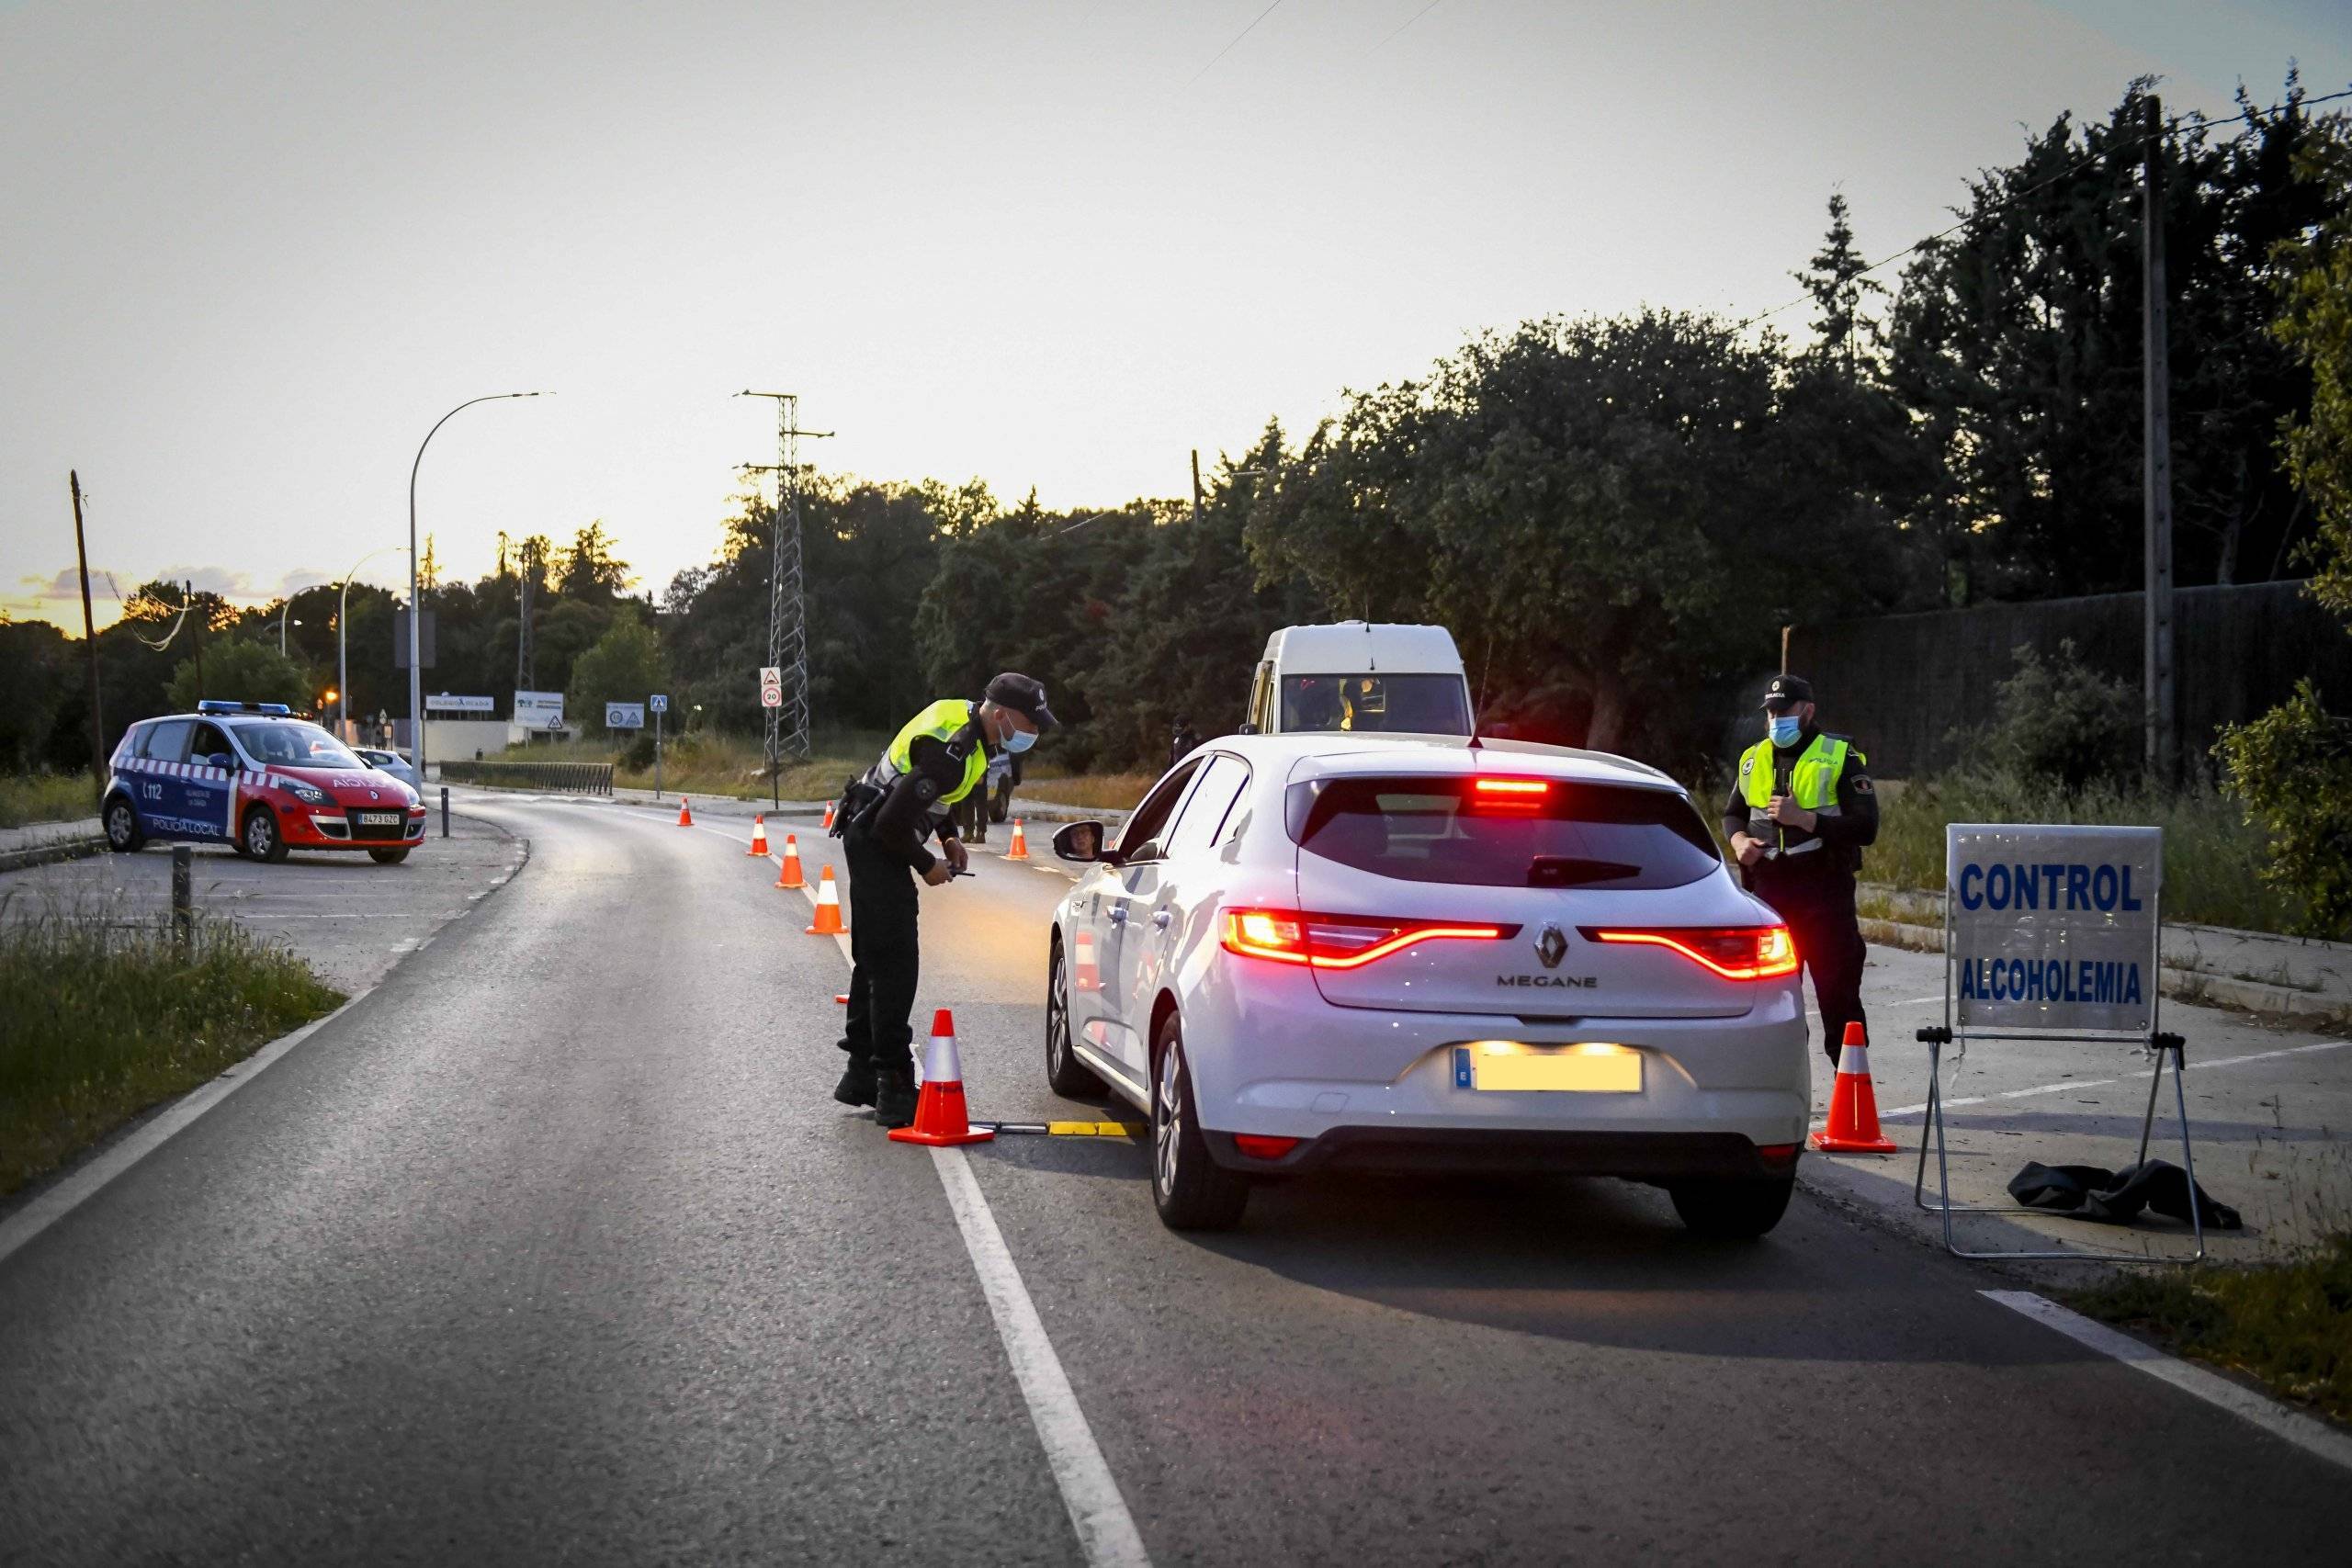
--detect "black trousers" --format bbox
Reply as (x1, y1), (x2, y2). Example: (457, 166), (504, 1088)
(1753, 873), (1869, 1068)
(837, 824), (922, 1077)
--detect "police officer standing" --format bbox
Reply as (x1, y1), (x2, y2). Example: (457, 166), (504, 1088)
(1722, 674), (1878, 1069)
(833, 672), (1057, 1127)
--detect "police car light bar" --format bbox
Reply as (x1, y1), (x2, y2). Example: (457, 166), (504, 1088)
(195, 700), (295, 716)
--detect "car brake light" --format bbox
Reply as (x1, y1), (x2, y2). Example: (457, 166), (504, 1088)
(1578, 925), (1800, 980)
(1221, 908), (1512, 969)
(1473, 777), (1550, 795)
(1232, 1134), (1300, 1160)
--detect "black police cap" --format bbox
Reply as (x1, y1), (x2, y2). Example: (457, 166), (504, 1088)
(1760, 673), (1815, 709)
(986, 671), (1058, 731)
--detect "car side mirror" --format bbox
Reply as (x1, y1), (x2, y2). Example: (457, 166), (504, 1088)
(1053, 820), (1121, 865)
(203, 752), (232, 769)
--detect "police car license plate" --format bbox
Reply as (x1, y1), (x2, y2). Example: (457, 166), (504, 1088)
(356, 811), (402, 827)
(1453, 1043), (1641, 1092)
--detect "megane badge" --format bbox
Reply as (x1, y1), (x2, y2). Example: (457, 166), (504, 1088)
(1534, 924), (1569, 968)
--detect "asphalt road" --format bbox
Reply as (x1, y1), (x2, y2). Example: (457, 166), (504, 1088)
(2, 795), (2346, 1565)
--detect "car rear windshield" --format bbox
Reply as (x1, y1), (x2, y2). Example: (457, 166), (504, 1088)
(1280, 674), (1470, 736)
(1288, 775), (1723, 889)
(233, 721), (360, 770)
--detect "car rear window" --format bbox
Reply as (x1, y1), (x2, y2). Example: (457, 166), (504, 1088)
(1287, 775), (1723, 889)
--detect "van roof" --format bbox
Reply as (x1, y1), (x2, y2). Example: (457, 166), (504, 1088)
(1262, 622), (1464, 675)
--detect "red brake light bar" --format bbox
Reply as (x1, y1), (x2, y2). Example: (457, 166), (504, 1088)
(1579, 925), (1800, 981)
(1473, 777), (1551, 795)
(1223, 908), (1513, 969)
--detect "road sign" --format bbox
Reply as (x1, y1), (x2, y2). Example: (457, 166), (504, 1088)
(425, 694), (495, 714)
(1947, 824), (2160, 1033)
(605, 703), (646, 730)
(650, 694), (669, 715)
(514, 691), (565, 729)
(759, 666), (783, 709)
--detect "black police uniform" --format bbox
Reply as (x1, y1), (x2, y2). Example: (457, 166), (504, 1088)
(1721, 716), (1879, 1070)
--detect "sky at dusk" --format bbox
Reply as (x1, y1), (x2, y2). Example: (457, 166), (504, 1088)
(5, 0), (2346, 631)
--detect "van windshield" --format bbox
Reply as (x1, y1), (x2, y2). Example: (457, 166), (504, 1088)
(1280, 674), (1471, 736)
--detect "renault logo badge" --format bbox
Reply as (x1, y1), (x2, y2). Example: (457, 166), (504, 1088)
(1534, 924), (1568, 968)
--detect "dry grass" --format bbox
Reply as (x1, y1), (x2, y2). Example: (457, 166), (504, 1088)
(1015, 773), (1157, 813)
(0, 773), (96, 829)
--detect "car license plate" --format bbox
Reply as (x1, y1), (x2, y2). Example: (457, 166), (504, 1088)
(1453, 1043), (1641, 1093)
(356, 811), (401, 826)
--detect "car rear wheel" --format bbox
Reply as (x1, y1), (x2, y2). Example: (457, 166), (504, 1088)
(1045, 935), (1107, 1096)
(1668, 1176), (1794, 1239)
(368, 848), (411, 864)
(103, 796), (144, 853)
(1150, 1014), (1249, 1232)
(241, 805), (288, 863)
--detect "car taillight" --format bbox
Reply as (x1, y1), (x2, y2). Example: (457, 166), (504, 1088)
(1578, 925), (1800, 980)
(1232, 1134), (1300, 1160)
(1221, 908), (1511, 969)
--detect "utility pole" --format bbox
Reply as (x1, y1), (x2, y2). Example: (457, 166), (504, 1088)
(514, 534), (543, 695)
(2142, 94), (2177, 783)
(70, 471), (105, 796)
(1191, 449), (1204, 525)
(187, 580), (204, 696)
(737, 392), (834, 795)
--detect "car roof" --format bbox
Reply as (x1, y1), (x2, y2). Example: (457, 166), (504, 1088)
(1198, 731), (1679, 790)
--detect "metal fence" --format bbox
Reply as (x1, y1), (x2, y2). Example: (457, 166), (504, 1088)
(1787, 579), (2351, 777)
(437, 760), (615, 795)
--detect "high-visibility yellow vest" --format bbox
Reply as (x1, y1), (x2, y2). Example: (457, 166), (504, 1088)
(877, 698), (988, 808)
(1737, 733), (1856, 856)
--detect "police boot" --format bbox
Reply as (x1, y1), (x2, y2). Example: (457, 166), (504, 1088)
(874, 1067), (919, 1130)
(833, 1058), (876, 1108)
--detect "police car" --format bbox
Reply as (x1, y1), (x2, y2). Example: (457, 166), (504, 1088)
(102, 701), (428, 864)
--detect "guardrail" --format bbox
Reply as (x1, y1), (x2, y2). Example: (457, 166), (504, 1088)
(437, 760), (615, 795)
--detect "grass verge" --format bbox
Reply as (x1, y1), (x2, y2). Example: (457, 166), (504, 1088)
(2062, 1235), (2352, 1425)
(1015, 772), (1156, 812)
(0, 773), (96, 830)
(0, 907), (343, 1197)
(496, 732), (883, 802)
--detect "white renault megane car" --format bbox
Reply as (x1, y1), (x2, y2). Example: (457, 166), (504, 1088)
(1043, 733), (1810, 1235)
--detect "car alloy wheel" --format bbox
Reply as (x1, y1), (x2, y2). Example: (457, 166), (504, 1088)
(1148, 1015), (1249, 1231)
(104, 799), (141, 852)
(1154, 1043), (1182, 1198)
(1044, 937), (1106, 1097)
(243, 806), (288, 863)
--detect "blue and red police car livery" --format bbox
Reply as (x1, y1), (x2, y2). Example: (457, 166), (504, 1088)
(102, 701), (428, 863)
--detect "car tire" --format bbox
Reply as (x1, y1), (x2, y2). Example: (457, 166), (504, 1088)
(989, 779), (1012, 825)
(102, 795), (144, 853)
(1668, 1176), (1795, 1239)
(241, 805), (288, 864)
(1045, 935), (1108, 1097)
(1150, 1013), (1249, 1232)
(368, 848), (411, 864)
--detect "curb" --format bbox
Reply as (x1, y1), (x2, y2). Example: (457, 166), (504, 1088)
(1857, 916), (2352, 1027)
(0, 832), (107, 874)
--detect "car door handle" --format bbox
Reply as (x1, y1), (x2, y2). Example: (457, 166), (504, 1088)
(1107, 907), (1127, 925)
(1150, 910), (1172, 930)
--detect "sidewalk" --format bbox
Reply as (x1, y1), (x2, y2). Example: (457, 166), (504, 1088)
(0, 816), (104, 873)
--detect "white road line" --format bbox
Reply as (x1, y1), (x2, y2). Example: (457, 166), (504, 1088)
(933, 1146), (1152, 1567)
(0, 991), (374, 1269)
(1874, 1037), (2351, 1120)
(1983, 1291), (2352, 1473)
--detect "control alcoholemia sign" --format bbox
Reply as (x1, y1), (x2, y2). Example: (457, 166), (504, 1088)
(1946, 823), (2161, 1032)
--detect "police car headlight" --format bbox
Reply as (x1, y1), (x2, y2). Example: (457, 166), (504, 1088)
(288, 783), (330, 806)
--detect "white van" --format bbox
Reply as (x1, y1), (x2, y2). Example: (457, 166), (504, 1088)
(1240, 622), (1475, 738)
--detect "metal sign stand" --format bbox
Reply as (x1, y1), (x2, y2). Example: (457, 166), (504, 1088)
(1911, 846), (2205, 1264)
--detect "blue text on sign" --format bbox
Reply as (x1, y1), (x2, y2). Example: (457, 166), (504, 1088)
(1955, 862), (2143, 914)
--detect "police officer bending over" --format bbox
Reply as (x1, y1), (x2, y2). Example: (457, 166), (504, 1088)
(832, 671), (1057, 1127)
(1722, 674), (1878, 1070)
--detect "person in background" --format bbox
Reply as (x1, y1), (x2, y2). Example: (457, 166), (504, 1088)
(1721, 674), (1879, 1070)
(1170, 716), (1202, 769)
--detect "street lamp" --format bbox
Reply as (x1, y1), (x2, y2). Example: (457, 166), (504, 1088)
(277, 603), (303, 654)
(335, 545), (407, 741)
(409, 392), (548, 774)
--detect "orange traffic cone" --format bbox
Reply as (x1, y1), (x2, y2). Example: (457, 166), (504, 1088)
(774, 833), (805, 889)
(805, 865), (847, 935)
(821, 798), (835, 830)
(1005, 818), (1029, 861)
(889, 1009), (995, 1145)
(1812, 1021), (1898, 1153)
(748, 814), (768, 856)
(677, 797), (693, 827)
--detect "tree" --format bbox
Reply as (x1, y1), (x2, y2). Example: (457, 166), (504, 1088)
(165, 638), (314, 712)
(1795, 192), (1886, 376)
(565, 613), (668, 732)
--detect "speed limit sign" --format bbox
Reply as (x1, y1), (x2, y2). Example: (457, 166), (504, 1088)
(758, 666), (783, 708)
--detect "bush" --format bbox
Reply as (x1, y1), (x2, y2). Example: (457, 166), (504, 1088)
(2215, 679), (2352, 939)
(1954, 638), (2140, 791)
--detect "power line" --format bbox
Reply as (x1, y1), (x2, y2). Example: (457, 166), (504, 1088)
(1368, 0), (1444, 56)
(1734, 82), (2352, 334)
(1184, 0), (1284, 88)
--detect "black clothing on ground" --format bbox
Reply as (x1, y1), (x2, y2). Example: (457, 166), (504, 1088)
(2007, 1160), (2243, 1230)
(837, 822), (922, 1077)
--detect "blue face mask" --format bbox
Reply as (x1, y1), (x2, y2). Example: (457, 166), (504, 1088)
(1769, 714), (1804, 747)
(1001, 724), (1037, 754)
